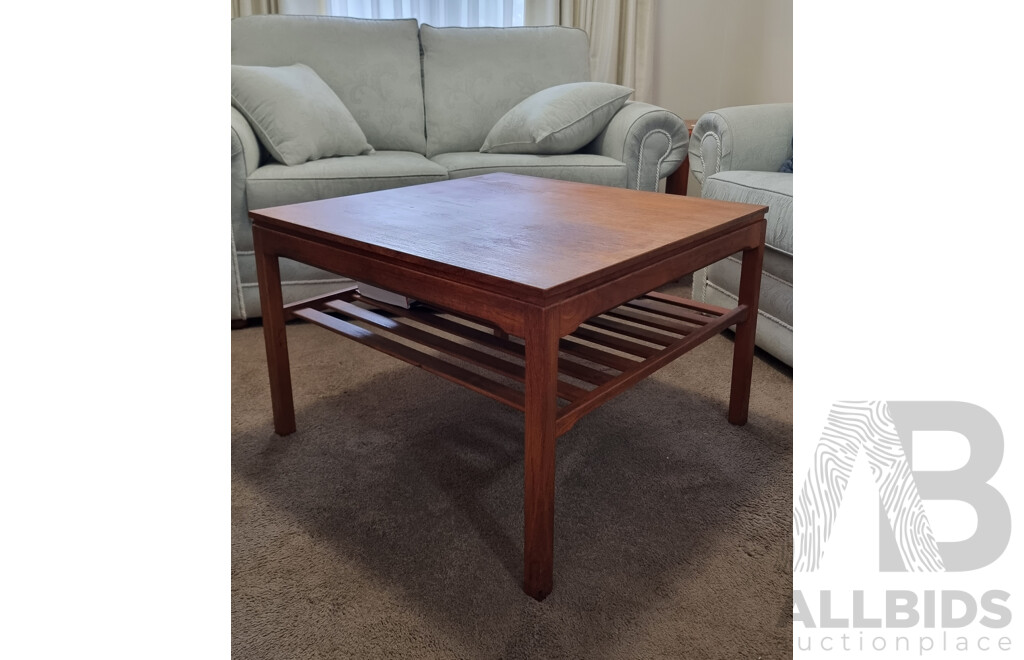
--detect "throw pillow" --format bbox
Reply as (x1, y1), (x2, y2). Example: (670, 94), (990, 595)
(231, 63), (373, 166)
(779, 138), (793, 173)
(480, 82), (633, 155)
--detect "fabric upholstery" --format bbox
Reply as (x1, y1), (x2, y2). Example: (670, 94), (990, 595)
(691, 103), (793, 366)
(231, 63), (373, 165)
(231, 107), (260, 320)
(431, 152), (627, 188)
(231, 107), (260, 247)
(231, 232), (245, 321)
(587, 101), (689, 191)
(231, 106), (261, 177)
(779, 150), (793, 173)
(689, 103), (793, 185)
(481, 82), (632, 154)
(231, 15), (426, 154)
(703, 171), (792, 255)
(420, 24), (590, 158)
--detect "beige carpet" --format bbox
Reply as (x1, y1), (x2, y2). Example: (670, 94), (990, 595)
(232, 286), (793, 659)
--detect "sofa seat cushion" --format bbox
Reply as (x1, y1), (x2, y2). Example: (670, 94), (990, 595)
(241, 151), (449, 250)
(431, 152), (627, 188)
(703, 170), (792, 255)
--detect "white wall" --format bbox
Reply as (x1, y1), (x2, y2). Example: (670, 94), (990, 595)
(652, 0), (793, 121)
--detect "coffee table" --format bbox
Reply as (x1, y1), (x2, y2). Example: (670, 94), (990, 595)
(250, 173), (767, 600)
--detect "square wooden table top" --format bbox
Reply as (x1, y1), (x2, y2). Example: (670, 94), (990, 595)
(248, 173), (767, 303)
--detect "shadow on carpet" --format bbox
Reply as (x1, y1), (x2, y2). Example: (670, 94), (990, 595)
(232, 321), (793, 659)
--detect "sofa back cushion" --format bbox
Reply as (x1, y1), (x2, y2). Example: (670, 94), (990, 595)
(231, 15), (426, 154)
(420, 25), (590, 158)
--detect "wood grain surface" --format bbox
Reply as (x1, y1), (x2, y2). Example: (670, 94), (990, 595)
(249, 173), (765, 301)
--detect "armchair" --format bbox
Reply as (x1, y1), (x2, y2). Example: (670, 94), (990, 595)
(688, 103), (793, 366)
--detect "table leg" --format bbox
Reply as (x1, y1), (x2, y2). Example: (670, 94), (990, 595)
(253, 228), (296, 436)
(523, 310), (559, 600)
(728, 226), (766, 425)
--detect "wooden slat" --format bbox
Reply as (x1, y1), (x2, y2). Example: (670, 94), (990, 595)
(416, 303), (507, 336)
(554, 356), (614, 387)
(569, 326), (661, 358)
(645, 290), (728, 317)
(604, 306), (700, 335)
(352, 294), (615, 387)
(293, 307), (526, 411)
(330, 300), (518, 371)
(555, 305), (749, 435)
(557, 337), (638, 372)
(624, 298), (717, 325)
(330, 300), (523, 379)
(325, 300), (588, 403)
(282, 283), (358, 317)
(583, 316), (680, 346)
(359, 294), (513, 349)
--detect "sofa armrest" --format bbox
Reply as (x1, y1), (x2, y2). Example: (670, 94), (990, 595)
(689, 103), (792, 185)
(231, 106), (261, 245)
(588, 101), (689, 191)
(231, 106), (261, 177)
(231, 107), (260, 322)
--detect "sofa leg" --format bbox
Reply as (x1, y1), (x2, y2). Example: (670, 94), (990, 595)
(665, 163), (689, 196)
(665, 120), (696, 196)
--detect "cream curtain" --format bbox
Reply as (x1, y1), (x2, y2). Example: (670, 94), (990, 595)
(266, 1), (521, 25)
(232, 0), (281, 18)
(525, 0), (653, 103)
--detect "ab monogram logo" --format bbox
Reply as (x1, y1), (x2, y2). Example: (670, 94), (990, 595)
(793, 401), (1011, 572)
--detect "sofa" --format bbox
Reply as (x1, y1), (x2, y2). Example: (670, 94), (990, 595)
(231, 15), (690, 321)
(688, 103), (793, 366)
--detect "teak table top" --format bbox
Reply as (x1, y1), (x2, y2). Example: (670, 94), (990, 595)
(249, 173), (766, 304)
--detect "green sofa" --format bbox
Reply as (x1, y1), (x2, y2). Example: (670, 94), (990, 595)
(231, 15), (690, 321)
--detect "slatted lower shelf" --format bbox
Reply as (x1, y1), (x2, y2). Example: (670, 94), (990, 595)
(286, 286), (747, 436)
